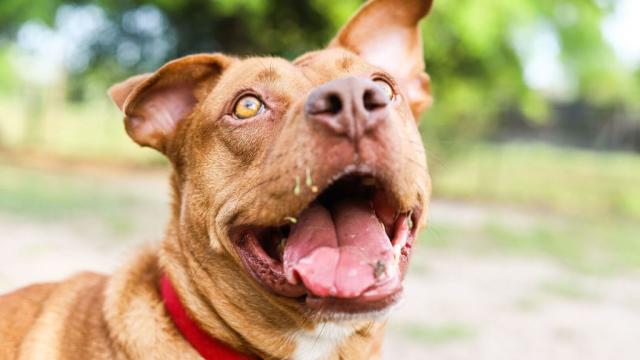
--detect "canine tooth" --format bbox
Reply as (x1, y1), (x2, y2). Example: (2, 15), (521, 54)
(277, 238), (287, 259)
(392, 236), (407, 265)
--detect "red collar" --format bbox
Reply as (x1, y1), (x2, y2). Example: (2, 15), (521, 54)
(160, 274), (257, 360)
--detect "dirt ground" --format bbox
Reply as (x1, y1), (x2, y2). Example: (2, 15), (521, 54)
(1, 168), (639, 359)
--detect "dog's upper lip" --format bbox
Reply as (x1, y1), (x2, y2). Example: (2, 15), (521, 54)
(273, 166), (392, 229)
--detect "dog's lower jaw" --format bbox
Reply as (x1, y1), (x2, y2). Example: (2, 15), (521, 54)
(157, 214), (390, 359)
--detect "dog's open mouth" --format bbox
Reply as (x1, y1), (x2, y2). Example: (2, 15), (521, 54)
(232, 172), (420, 314)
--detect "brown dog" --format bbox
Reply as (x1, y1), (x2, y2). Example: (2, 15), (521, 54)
(0, 0), (433, 359)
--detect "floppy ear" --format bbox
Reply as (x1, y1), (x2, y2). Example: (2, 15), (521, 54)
(330, 0), (433, 118)
(108, 54), (234, 153)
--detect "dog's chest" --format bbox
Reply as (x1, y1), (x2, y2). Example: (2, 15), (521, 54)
(289, 322), (355, 360)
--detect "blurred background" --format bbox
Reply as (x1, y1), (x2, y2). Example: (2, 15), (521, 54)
(1, 0), (639, 359)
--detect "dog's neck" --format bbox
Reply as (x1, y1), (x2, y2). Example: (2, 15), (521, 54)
(157, 171), (383, 359)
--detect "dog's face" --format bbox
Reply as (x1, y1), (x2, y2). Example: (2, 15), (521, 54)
(110, 0), (432, 321)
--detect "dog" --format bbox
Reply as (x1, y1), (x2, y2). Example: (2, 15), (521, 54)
(0, 0), (433, 358)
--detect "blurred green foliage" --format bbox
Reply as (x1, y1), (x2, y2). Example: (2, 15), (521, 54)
(421, 0), (639, 145)
(435, 143), (640, 220)
(0, 0), (638, 150)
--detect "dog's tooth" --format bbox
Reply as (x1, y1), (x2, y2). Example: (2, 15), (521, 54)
(407, 211), (414, 230)
(277, 238), (287, 259)
(284, 216), (298, 224)
(393, 243), (402, 265)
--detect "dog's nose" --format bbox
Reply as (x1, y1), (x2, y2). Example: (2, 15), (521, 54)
(305, 77), (389, 142)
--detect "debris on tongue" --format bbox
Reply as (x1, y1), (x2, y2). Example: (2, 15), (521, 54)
(283, 198), (397, 298)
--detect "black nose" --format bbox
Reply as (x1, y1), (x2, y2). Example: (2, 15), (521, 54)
(305, 77), (389, 142)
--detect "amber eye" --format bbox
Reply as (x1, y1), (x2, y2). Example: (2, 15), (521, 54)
(233, 95), (264, 119)
(374, 79), (395, 100)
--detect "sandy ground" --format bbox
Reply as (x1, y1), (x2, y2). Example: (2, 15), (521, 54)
(1, 169), (639, 359)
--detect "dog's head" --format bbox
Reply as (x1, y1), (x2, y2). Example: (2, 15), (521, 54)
(110, 0), (432, 321)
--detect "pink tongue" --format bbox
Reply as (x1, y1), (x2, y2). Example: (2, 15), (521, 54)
(283, 200), (395, 298)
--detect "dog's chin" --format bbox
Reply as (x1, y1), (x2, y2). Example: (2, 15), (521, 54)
(230, 171), (420, 317)
(309, 296), (401, 323)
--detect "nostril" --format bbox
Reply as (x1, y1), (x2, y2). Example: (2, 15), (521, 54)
(307, 92), (343, 116)
(306, 77), (390, 139)
(363, 89), (388, 112)
(326, 94), (342, 115)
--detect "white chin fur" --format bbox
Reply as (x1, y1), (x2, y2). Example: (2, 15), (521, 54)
(289, 306), (396, 360)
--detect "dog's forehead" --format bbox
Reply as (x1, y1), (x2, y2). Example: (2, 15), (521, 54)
(206, 57), (307, 105)
(293, 48), (377, 82)
(217, 56), (306, 91)
(216, 49), (379, 96)
(294, 48), (367, 71)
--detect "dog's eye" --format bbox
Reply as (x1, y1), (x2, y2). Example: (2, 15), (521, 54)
(374, 79), (394, 101)
(233, 95), (264, 119)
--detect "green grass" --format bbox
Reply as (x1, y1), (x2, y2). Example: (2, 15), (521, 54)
(0, 163), (141, 235)
(398, 322), (475, 345)
(433, 143), (640, 220)
(0, 96), (163, 164)
(538, 278), (599, 301)
(421, 216), (640, 275)
(513, 279), (599, 312)
(513, 296), (543, 312)
(485, 220), (640, 273)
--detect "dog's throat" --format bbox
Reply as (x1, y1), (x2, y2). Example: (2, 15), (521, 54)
(282, 198), (399, 298)
(160, 275), (258, 360)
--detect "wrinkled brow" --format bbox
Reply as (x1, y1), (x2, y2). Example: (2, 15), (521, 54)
(255, 67), (280, 82)
(292, 52), (318, 67)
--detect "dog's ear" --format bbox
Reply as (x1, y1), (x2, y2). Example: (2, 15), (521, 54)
(330, 0), (433, 118)
(108, 54), (234, 153)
